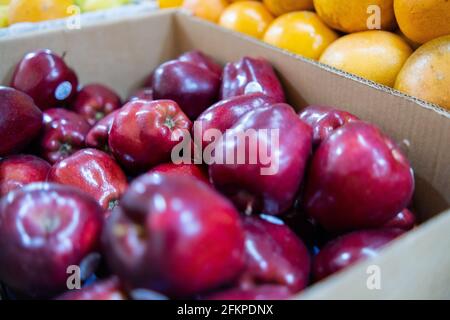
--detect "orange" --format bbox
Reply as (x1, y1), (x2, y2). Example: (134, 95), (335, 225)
(319, 31), (412, 87)
(395, 35), (450, 111)
(263, 11), (338, 60)
(263, 0), (313, 16)
(158, 0), (183, 8)
(313, 0), (395, 33)
(8, 0), (74, 24)
(394, 0), (450, 45)
(218, 1), (274, 39)
(183, 0), (228, 23)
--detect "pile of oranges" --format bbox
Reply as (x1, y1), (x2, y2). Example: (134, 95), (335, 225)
(163, 0), (450, 111)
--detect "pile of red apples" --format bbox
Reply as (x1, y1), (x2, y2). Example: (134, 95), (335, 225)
(0, 49), (415, 300)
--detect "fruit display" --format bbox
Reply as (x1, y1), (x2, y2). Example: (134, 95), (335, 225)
(171, 0), (450, 110)
(0, 48), (420, 300)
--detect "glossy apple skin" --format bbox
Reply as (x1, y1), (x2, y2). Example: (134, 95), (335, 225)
(109, 100), (192, 173)
(127, 87), (154, 103)
(312, 229), (404, 281)
(48, 149), (128, 211)
(85, 110), (118, 153)
(178, 51), (223, 78)
(102, 174), (246, 298)
(299, 105), (359, 147)
(304, 121), (415, 232)
(40, 109), (91, 164)
(0, 86), (43, 156)
(72, 84), (121, 126)
(194, 93), (277, 150)
(0, 183), (103, 298)
(0, 155), (51, 196)
(148, 163), (209, 184)
(10, 50), (78, 110)
(383, 208), (416, 231)
(56, 277), (126, 300)
(237, 215), (310, 294)
(221, 57), (285, 103)
(210, 104), (313, 215)
(206, 285), (292, 300)
(151, 60), (221, 120)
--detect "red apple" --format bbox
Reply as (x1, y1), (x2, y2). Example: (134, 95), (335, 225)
(237, 215), (310, 293)
(0, 183), (103, 298)
(10, 49), (78, 110)
(40, 109), (91, 164)
(0, 86), (42, 156)
(150, 60), (220, 120)
(221, 57), (285, 103)
(194, 93), (277, 150)
(127, 87), (154, 103)
(108, 100), (192, 173)
(102, 174), (245, 297)
(312, 229), (404, 281)
(0, 155), (51, 196)
(206, 285), (292, 300)
(48, 149), (128, 211)
(178, 51), (223, 78)
(85, 110), (118, 152)
(72, 84), (121, 126)
(56, 277), (126, 300)
(299, 105), (359, 147)
(304, 121), (415, 232)
(209, 104), (313, 215)
(383, 208), (416, 231)
(148, 163), (209, 184)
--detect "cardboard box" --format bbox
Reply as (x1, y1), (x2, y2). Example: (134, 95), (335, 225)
(1, 9), (449, 299)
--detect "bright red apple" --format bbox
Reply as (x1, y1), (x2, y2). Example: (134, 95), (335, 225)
(72, 84), (121, 126)
(178, 50), (223, 78)
(0, 155), (51, 196)
(85, 110), (118, 152)
(0, 86), (42, 156)
(102, 174), (246, 298)
(48, 149), (128, 211)
(10, 49), (78, 110)
(148, 163), (209, 184)
(0, 183), (103, 298)
(383, 208), (416, 231)
(304, 121), (415, 232)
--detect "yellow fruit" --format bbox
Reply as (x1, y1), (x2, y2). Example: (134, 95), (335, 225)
(0, 0), (10, 5)
(313, 0), (395, 33)
(394, 0), (450, 45)
(0, 5), (8, 28)
(319, 31), (412, 87)
(8, 0), (74, 24)
(263, 11), (338, 60)
(183, 0), (228, 23)
(263, 0), (313, 16)
(219, 1), (274, 39)
(158, 0), (183, 8)
(395, 35), (450, 111)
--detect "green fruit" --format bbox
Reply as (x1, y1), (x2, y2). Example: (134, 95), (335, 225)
(0, 5), (8, 28)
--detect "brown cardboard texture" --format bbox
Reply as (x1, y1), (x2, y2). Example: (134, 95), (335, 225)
(0, 10), (449, 299)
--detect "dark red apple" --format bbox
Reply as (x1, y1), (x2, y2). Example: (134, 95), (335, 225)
(0, 183), (103, 298)
(0, 155), (51, 196)
(85, 110), (118, 152)
(150, 60), (220, 120)
(221, 57), (285, 103)
(72, 84), (121, 126)
(178, 51), (223, 78)
(194, 93), (277, 150)
(304, 121), (415, 232)
(299, 105), (359, 147)
(10, 49), (78, 110)
(383, 208), (416, 231)
(56, 277), (126, 300)
(48, 149), (128, 211)
(109, 100), (192, 173)
(148, 163), (209, 184)
(102, 174), (245, 297)
(312, 229), (404, 281)
(0, 86), (42, 156)
(209, 103), (313, 215)
(206, 285), (292, 300)
(237, 215), (310, 294)
(40, 109), (91, 164)
(127, 87), (154, 103)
